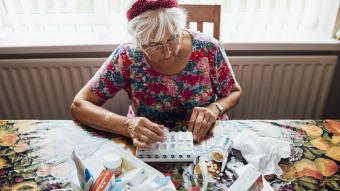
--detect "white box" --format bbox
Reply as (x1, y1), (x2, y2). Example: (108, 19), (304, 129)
(68, 143), (176, 191)
(228, 164), (263, 191)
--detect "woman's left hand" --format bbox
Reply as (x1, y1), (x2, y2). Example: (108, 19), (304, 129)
(188, 106), (219, 141)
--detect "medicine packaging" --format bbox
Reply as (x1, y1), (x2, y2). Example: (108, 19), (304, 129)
(136, 129), (194, 162)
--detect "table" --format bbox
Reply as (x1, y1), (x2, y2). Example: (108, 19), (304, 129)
(0, 120), (339, 191)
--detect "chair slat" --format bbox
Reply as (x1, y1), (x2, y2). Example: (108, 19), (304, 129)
(180, 4), (221, 40)
(197, 22), (203, 32)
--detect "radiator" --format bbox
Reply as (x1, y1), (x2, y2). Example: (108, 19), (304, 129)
(0, 58), (130, 119)
(0, 56), (337, 119)
(228, 56), (337, 119)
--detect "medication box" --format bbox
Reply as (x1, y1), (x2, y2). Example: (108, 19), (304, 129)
(68, 143), (176, 190)
(136, 129), (195, 162)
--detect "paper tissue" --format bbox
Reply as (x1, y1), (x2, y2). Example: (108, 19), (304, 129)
(232, 128), (291, 176)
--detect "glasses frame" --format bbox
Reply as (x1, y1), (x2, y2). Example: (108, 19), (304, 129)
(141, 30), (184, 55)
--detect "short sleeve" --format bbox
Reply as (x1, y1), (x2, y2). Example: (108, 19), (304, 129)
(210, 42), (236, 97)
(86, 46), (126, 100)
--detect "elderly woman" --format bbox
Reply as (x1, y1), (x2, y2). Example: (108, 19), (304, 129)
(71, 0), (241, 148)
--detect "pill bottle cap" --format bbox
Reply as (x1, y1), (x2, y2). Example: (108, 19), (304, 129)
(103, 153), (122, 169)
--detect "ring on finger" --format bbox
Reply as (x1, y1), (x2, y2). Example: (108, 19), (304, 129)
(139, 135), (146, 142)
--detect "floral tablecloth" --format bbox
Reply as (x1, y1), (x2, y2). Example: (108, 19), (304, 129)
(0, 120), (339, 191)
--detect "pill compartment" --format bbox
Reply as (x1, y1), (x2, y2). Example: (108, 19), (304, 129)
(176, 132), (185, 141)
(184, 132), (193, 140)
(136, 130), (194, 162)
(160, 143), (167, 150)
(152, 144), (160, 150)
(175, 144), (181, 158)
(176, 143), (184, 151)
(169, 132), (176, 142)
(169, 143), (176, 151)
(163, 128), (169, 140)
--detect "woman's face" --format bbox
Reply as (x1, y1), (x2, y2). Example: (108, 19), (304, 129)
(142, 31), (182, 65)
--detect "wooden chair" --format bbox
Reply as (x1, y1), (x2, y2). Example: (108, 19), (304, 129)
(179, 4), (221, 40)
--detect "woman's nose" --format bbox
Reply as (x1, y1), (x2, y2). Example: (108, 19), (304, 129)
(161, 45), (171, 57)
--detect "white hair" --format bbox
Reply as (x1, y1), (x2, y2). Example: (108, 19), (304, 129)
(127, 7), (187, 48)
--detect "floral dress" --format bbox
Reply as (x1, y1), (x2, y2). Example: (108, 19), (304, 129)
(87, 30), (236, 123)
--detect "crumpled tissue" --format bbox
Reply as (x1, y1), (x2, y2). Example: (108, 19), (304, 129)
(232, 128), (291, 176)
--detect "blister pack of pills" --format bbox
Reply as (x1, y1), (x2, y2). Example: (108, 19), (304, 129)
(136, 128), (194, 162)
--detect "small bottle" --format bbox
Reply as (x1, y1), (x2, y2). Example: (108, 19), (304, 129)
(103, 153), (122, 177)
(211, 135), (233, 162)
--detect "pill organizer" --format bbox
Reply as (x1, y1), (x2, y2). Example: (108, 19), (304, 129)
(136, 129), (195, 162)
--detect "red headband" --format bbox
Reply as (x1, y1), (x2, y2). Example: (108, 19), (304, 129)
(127, 0), (179, 21)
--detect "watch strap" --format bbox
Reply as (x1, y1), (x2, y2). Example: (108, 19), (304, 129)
(211, 102), (224, 116)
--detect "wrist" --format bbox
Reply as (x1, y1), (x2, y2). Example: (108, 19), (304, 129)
(207, 104), (221, 117)
(124, 117), (136, 138)
(210, 102), (225, 116)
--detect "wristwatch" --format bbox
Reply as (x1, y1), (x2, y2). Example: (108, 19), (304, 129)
(211, 102), (224, 116)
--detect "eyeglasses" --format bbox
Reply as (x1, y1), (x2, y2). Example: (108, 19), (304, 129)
(142, 32), (182, 54)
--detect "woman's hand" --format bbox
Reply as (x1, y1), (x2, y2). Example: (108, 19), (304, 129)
(126, 117), (164, 148)
(188, 106), (219, 141)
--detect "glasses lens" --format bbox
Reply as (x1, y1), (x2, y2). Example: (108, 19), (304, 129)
(145, 33), (181, 54)
(168, 38), (178, 46)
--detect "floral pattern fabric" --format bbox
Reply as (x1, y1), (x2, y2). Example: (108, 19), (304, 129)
(1, 120), (339, 191)
(87, 30), (236, 122)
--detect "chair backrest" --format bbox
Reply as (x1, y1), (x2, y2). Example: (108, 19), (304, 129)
(179, 4), (221, 40)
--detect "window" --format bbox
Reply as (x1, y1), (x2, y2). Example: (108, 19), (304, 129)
(0, 0), (339, 46)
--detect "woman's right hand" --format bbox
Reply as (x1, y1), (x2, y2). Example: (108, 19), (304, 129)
(126, 117), (164, 148)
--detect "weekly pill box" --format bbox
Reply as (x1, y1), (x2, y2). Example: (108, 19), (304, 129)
(136, 129), (195, 162)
